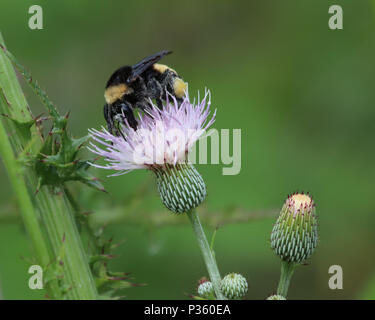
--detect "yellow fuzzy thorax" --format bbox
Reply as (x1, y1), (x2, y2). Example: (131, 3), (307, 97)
(153, 63), (177, 74)
(104, 84), (133, 104)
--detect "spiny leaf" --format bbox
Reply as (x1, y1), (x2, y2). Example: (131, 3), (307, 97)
(1, 45), (105, 192)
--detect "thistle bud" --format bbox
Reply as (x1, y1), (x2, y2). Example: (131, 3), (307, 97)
(197, 279), (214, 299)
(267, 294), (286, 300)
(154, 163), (206, 214)
(220, 273), (248, 300)
(271, 192), (318, 263)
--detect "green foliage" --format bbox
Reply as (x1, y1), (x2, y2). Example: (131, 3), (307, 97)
(0, 37), (136, 299)
(2, 0), (374, 299)
(85, 221), (143, 299)
(34, 126), (105, 193)
(0, 44), (104, 193)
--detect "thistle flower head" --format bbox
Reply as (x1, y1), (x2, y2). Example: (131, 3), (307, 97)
(88, 91), (215, 174)
(220, 273), (248, 300)
(271, 192), (318, 263)
(88, 91), (215, 214)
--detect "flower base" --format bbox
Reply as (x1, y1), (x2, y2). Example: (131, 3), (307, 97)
(154, 163), (206, 214)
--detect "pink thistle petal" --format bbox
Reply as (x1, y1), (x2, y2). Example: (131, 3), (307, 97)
(88, 90), (216, 175)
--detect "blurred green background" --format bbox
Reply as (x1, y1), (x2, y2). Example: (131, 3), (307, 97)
(0, 0), (375, 299)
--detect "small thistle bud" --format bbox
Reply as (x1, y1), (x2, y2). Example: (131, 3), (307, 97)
(271, 192), (318, 263)
(267, 294), (286, 300)
(197, 279), (214, 299)
(220, 273), (248, 300)
(154, 163), (206, 214)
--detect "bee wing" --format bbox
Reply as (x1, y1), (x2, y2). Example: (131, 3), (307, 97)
(129, 50), (172, 82)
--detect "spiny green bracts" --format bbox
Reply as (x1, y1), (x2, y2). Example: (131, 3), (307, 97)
(197, 279), (214, 299)
(154, 163), (206, 214)
(220, 273), (248, 300)
(271, 192), (318, 263)
(267, 294), (286, 300)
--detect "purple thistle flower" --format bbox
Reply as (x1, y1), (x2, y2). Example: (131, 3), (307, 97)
(88, 90), (215, 175)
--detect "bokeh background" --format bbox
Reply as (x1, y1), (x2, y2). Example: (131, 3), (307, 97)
(0, 0), (374, 299)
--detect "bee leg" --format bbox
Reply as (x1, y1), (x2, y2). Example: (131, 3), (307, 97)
(160, 70), (175, 99)
(147, 78), (164, 109)
(119, 102), (138, 130)
(176, 97), (184, 105)
(155, 98), (163, 110)
(103, 103), (115, 134)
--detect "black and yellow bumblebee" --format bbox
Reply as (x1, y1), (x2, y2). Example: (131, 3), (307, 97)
(103, 50), (187, 135)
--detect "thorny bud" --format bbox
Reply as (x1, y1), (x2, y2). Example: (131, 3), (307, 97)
(220, 273), (248, 300)
(271, 192), (318, 263)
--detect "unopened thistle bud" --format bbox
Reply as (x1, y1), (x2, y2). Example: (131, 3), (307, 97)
(197, 278), (214, 299)
(267, 294), (286, 300)
(220, 273), (248, 300)
(154, 163), (206, 214)
(271, 192), (318, 263)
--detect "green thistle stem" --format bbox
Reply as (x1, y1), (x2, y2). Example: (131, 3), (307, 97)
(37, 189), (98, 299)
(187, 209), (226, 300)
(0, 32), (97, 299)
(277, 261), (296, 297)
(0, 110), (56, 291)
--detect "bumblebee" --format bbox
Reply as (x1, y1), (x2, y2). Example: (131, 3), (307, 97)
(103, 50), (187, 135)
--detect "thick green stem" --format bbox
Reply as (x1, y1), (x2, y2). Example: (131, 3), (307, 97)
(187, 210), (226, 300)
(37, 189), (97, 299)
(0, 109), (56, 289)
(0, 32), (98, 299)
(277, 261), (296, 297)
